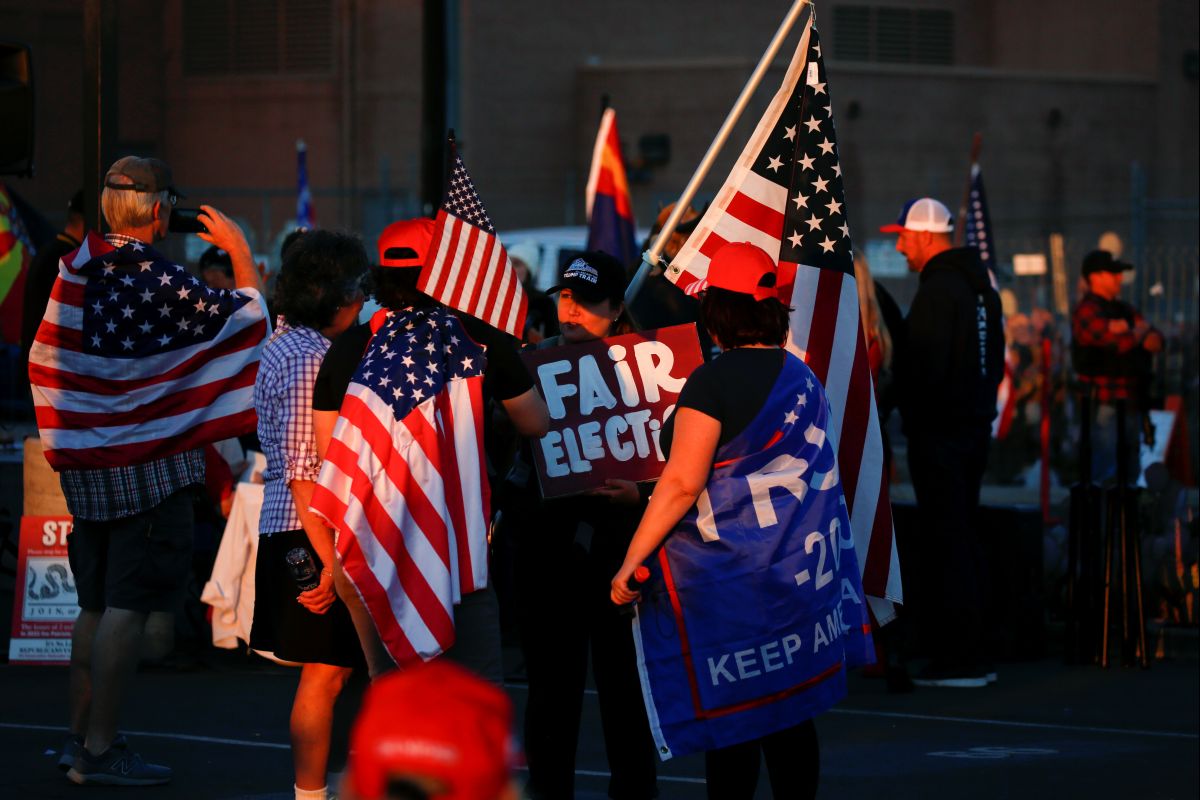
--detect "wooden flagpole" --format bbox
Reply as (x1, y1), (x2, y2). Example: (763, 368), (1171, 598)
(637, 0), (811, 272)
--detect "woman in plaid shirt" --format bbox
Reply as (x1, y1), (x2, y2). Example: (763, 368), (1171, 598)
(250, 230), (368, 800)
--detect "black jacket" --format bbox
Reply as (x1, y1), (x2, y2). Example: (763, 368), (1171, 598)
(898, 246), (1004, 434)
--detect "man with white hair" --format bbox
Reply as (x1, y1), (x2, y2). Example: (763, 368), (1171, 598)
(29, 156), (267, 785)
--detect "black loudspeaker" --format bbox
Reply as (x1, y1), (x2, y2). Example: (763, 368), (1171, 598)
(893, 502), (1046, 662)
(0, 41), (35, 176)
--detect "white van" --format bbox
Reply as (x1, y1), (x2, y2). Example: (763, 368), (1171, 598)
(500, 225), (650, 291)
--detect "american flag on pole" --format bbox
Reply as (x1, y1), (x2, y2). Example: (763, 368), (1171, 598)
(28, 232), (268, 471)
(962, 162), (1015, 439)
(296, 139), (314, 229)
(669, 20), (902, 620)
(420, 139), (527, 338)
(310, 307), (490, 667)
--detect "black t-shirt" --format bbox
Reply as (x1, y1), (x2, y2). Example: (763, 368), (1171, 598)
(661, 347), (786, 455)
(312, 311), (534, 412)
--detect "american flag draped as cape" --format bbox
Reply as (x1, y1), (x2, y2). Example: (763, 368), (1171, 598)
(29, 232), (268, 471)
(310, 307), (490, 667)
(668, 19), (903, 620)
(420, 140), (527, 339)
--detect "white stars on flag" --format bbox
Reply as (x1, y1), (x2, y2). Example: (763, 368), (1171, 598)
(81, 240), (242, 357)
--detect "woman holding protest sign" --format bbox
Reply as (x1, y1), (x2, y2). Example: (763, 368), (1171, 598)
(610, 242), (874, 800)
(497, 250), (659, 800)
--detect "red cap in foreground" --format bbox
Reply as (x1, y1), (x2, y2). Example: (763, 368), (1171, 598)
(347, 661), (515, 800)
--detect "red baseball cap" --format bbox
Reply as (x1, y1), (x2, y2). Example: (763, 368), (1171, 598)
(346, 661), (515, 800)
(378, 217), (436, 269)
(682, 241), (778, 301)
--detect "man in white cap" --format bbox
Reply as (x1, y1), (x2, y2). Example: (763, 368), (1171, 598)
(30, 156), (267, 784)
(881, 197), (1004, 688)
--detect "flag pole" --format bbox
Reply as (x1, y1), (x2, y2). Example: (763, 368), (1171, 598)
(643, 0), (810, 269)
(437, 129), (456, 217)
(954, 132), (983, 247)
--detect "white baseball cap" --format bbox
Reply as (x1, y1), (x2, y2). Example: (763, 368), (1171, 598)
(880, 197), (954, 234)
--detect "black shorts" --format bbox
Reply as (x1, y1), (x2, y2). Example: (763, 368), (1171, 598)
(250, 529), (364, 668)
(67, 488), (196, 614)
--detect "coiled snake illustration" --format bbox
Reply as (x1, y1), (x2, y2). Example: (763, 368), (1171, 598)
(27, 564), (76, 600)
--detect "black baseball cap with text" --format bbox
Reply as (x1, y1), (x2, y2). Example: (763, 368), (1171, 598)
(547, 250), (626, 305)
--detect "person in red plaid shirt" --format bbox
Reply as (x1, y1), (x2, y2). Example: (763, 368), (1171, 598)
(1071, 249), (1163, 483)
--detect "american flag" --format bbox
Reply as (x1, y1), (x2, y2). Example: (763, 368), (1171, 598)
(296, 139), (314, 229)
(420, 140), (526, 338)
(310, 307), (490, 667)
(668, 19), (902, 619)
(963, 163), (997, 282)
(28, 232), (268, 471)
(962, 162), (1015, 439)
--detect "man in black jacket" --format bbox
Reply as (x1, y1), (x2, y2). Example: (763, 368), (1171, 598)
(883, 197), (1004, 688)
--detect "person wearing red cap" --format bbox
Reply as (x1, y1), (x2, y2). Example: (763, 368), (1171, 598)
(310, 218), (548, 682)
(339, 661), (519, 800)
(881, 197), (1004, 688)
(611, 241), (869, 799)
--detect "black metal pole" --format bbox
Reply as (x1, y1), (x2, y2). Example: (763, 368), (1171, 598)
(82, 0), (117, 232)
(1115, 401), (1134, 666)
(1131, 500), (1150, 668)
(1100, 483), (1114, 669)
(420, 0), (448, 216)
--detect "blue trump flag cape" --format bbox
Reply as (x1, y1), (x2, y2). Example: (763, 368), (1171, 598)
(633, 353), (874, 760)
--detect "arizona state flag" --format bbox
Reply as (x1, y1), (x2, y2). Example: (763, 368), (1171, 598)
(585, 108), (638, 268)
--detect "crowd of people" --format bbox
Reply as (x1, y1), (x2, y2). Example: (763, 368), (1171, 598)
(20, 154), (1183, 800)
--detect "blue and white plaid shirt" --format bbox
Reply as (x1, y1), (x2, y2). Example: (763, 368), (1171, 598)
(254, 319), (331, 535)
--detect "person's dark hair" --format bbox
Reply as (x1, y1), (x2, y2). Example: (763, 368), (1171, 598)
(198, 245), (233, 277)
(699, 286), (791, 348)
(274, 230), (369, 330)
(366, 264), (438, 311)
(610, 307), (637, 336)
(68, 190), (85, 217)
(280, 227), (308, 262)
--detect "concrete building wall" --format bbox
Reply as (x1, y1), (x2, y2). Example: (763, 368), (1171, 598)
(1, 0), (1195, 262)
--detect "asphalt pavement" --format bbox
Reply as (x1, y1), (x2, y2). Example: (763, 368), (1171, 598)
(1, 644), (1196, 800)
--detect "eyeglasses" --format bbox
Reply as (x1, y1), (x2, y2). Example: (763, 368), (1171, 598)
(167, 192), (178, 207)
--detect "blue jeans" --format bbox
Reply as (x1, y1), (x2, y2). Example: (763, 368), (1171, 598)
(1089, 402), (1142, 486)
